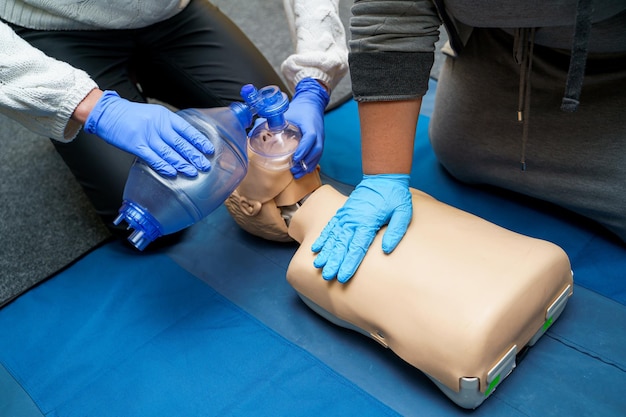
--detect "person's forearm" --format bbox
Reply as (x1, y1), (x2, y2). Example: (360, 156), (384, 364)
(71, 88), (103, 124)
(359, 99), (422, 175)
(1, 21), (98, 141)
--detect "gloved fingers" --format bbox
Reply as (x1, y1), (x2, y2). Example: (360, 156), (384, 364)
(337, 227), (376, 283)
(138, 148), (178, 177)
(284, 81), (327, 179)
(311, 216), (337, 253)
(312, 225), (338, 269)
(150, 139), (199, 177)
(291, 130), (315, 163)
(290, 134), (322, 179)
(289, 141), (311, 179)
(290, 154), (320, 179)
(319, 227), (351, 280)
(160, 122), (212, 173)
(381, 206), (412, 253)
(290, 164), (306, 179)
(312, 244), (331, 270)
(290, 147), (313, 178)
(314, 240), (337, 277)
(172, 117), (215, 156)
(168, 134), (212, 172)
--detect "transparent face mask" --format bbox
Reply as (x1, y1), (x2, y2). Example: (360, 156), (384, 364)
(247, 121), (301, 171)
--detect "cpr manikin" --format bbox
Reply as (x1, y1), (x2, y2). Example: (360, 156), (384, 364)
(224, 143), (574, 409)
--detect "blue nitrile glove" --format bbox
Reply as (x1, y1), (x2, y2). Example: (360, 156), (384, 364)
(85, 90), (214, 177)
(311, 174), (412, 283)
(286, 78), (330, 178)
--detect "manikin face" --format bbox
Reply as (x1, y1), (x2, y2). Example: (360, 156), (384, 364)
(225, 120), (322, 241)
(224, 162), (322, 242)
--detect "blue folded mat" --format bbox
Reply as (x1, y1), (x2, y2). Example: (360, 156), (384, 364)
(1, 80), (625, 416)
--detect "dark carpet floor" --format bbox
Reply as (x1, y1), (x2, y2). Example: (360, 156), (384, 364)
(0, 118), (112, 307)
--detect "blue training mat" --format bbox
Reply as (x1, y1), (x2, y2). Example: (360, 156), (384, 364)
(0, 242), (397, 417)
(1, 80), (625, 416)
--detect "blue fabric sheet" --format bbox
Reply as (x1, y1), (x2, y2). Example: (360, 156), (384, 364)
(0, 243), (397, 417)
(1, 80), (625, 416)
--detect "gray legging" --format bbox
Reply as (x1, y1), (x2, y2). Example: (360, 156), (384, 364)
(11, 0), (287, 236)
(430, 28), (626, 243)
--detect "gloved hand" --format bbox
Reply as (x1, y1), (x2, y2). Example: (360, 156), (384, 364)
(85, 90), (214, 177)
(286, 78), (329, 178)
(311, 174), (412, 283)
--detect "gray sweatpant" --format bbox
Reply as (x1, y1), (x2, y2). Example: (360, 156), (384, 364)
(430, 28), (626, 242)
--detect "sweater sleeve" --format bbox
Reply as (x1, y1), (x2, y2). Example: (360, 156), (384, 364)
(349, 0), (442, 102)
(0, 21), (97, 141)
(280, 0), (349, 92)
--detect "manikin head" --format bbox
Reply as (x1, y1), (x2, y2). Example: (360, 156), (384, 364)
(224, 135), (322, 242)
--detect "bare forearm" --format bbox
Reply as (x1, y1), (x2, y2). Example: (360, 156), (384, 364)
(359, 99), (422, 175)
(71, 88), (103, 124)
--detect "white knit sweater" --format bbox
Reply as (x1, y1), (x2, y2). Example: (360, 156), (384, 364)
(0, 0), (347, 141)
(281, 0), (348, 92)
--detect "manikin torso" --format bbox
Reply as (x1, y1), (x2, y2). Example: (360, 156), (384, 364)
(225, 160), (573, 408)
